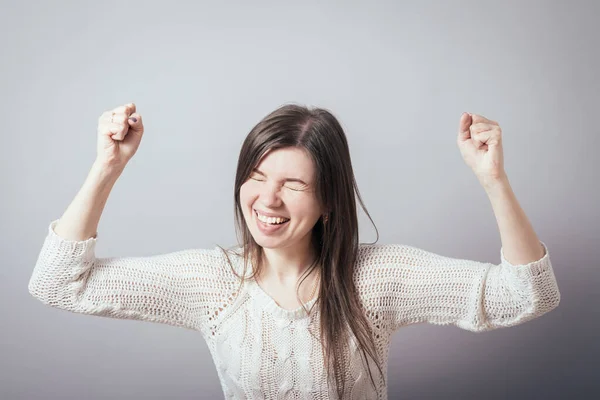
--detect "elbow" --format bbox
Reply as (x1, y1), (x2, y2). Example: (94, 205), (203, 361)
(489, 287), (561, 331)
(482, 255), (561, 330)
(28, 276), (58, 308)
(27, 272), (84, 311)
(464, 286), (561, 333)
(526, 264), (561, 319)
(534, 283), (561, 316)
(28, 279), (57, 309)
(27, 273), (47, 305)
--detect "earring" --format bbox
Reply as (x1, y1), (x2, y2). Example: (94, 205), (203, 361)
(323, 214), (329, 223)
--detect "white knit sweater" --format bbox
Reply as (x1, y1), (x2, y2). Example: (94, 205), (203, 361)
(28, 219), (560, 399)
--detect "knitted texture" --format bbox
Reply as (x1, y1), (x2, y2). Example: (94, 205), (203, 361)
(29, 219), (560, 399)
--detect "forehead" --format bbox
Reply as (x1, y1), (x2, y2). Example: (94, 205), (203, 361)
(256, 147), (315, 177)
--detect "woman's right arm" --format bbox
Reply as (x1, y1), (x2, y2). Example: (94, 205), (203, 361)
(28, 103), (240, 336)
(29, 161), (238, 335)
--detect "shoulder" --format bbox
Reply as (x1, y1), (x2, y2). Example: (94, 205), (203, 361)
(354, 243), (413, 283)
(134, 245), (233, 266)
(357, 242), (456, 267)
(140, 245), (245, 280)
(357, 242), (415, 263)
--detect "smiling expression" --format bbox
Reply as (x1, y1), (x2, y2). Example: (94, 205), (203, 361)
(239, 147), (324, 250)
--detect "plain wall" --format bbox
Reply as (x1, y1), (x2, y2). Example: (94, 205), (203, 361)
(2, 0), (598, 399)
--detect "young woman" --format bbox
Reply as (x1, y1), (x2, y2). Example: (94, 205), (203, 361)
(29, 103), (560, 399)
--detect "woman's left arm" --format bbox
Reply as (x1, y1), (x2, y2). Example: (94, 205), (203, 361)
(457, 112), (546, 265)
(354, 113), (561, 334)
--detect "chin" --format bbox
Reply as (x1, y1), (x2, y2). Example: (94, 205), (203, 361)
(251, 231), (285, 248)
(254, 240), (280, 249)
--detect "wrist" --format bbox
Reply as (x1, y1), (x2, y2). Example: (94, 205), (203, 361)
(92, 159), (124, 176)
(480, 172), (510, 195)
(90, 160), (124, 184)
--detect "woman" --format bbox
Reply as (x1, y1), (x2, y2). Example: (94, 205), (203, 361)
(28, 102), (561, 399)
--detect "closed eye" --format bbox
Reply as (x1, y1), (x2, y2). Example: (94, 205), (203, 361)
(250, 177), (305, 191)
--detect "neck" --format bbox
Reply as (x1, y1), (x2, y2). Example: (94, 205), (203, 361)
(259, 239), (318, 286)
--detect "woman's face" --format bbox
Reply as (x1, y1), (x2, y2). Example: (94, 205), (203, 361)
(239, 147), (324, 251)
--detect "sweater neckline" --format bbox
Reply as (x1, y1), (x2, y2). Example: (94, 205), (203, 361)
(229, 248), (318, 320)
(247, 278), (318, 320)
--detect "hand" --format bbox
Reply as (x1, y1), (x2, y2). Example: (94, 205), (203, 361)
(96, 103), (144, 172)
(457, 112), (506, 188)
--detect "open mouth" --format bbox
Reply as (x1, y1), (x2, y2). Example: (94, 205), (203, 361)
(254, 210), (290, 226)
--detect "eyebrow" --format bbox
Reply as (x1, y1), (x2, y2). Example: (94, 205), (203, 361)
(252, 168), (309, 186)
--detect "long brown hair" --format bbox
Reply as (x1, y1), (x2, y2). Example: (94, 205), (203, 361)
(220, 103), (383, 398)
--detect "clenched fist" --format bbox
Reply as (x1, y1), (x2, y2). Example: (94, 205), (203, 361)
(96, 103), (144, 171)
(457, 112), (506, 189)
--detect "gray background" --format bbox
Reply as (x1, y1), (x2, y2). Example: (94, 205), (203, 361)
(2, 0), (598, 399)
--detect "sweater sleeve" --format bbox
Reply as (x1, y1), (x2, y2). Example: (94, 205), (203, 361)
(28, 219), (240, 336)
(355, 241), (560, 333)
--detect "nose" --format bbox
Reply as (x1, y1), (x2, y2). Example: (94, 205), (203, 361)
(258, 181), (283, 208)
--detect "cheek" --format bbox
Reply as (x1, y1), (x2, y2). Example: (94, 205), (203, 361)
(290, 199), (321, 220)
(238, 185), (253, 217)
(239, 183), (254, 203)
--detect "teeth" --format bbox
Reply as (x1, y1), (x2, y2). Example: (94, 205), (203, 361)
(256, 211), (289, 225)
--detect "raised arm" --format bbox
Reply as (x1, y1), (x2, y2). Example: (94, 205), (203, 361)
(28, 103), (241, 337)
(355, 113), (561, 333)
